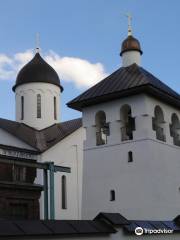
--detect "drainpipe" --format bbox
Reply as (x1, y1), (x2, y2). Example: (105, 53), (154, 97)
(72, 145), (80, 219)
(43, 169), (49, 220)
(49, 162), (55, 220)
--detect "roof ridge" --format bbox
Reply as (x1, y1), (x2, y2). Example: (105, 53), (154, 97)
(0, 118), (82, 153)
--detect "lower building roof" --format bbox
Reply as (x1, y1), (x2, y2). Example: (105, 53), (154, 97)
(1, 213), (180, 237)
(0, 219), (116, 237)
(0, 118), (82, 153)
(95, 212), (180, 235)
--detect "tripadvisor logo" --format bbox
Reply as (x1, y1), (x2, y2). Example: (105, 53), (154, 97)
(135, 227), (143, 236)
(135, 227), (173, 235)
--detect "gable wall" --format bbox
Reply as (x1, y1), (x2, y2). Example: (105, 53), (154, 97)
(39, 127), (86, 220)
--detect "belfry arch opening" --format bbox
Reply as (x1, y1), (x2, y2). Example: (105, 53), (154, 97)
(170, 113), (180, 146)
(95, 111), (109, 146)
(152, 106), (166, 142)
(120, 105), (135, 141)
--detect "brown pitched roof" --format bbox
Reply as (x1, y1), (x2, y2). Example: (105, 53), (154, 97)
(67, 64), (180, 111)
(0, 118), (82, 153)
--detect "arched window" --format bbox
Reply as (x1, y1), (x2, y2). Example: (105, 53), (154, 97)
(95, 111), (109, 146)
(54, 97), (57, 120)
(37, 94), (41, 118)
(21, 96), (24, 120)
(110, 190), (115, 201)
(62, 175), (67, 209)
(152, 106), (166, 141)
(120, 105), (135, 141)
(170, 113), (180, 146)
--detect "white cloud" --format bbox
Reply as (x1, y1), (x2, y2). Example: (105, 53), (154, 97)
(0, 50), (108, 88)
(14, 50), (33, 69)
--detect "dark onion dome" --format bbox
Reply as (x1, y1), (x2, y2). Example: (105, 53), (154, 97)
(12, 52), (63, 92)
(120, 35), (143, 56)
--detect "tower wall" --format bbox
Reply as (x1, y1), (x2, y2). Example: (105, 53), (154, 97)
(81, 94), (180, 220)
(15, 82), (61, 130)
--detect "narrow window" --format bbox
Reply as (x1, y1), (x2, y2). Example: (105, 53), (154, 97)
(110, 190), (115, 201)
(54, 97), (57, 120)
(62, 175), (67, 209)
(37, 94), (41, 118)
(21, 96), (24, 120)
(128, 151), (133, 162)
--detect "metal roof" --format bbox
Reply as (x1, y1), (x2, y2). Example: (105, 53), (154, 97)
(12, 53), (63, 92)
(0, 118), (82, 153)
(0, 219), (116, 237)
(67, 63), (180, 111)
(0, 213), (180, 237)
(94, 212), (180, 235)
(94, 212), (129, 225)
(123, 220), (180, 234)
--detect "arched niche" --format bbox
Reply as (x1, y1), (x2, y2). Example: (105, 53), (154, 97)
(170, 113), (180, 146)
(95, 111), (109, 145)
(120, 104), (135, 141)
(152, 106), (166, 142)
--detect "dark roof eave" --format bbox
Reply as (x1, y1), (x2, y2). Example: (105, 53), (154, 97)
(12, 82), (64, 92)
(67, 85), (180, 111)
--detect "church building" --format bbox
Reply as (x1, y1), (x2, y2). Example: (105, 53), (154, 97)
(0, 20), (180, 231)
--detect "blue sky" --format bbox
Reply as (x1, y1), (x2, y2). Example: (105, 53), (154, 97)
(0, 0), (179, 121)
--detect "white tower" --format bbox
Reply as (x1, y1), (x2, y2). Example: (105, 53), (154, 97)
(13, 51), (63, 130)
(68, 25), (180, 221)
(120, 14), (143, 67)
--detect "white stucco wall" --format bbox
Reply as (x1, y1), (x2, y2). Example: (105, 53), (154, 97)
(15, 82), (61, 130)
(82, 94), (180, 220)
(121, 50), (141, 67)
(39, 127), (86, 220)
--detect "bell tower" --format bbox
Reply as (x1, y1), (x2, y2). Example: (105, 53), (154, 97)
(68, 21), (180, 221)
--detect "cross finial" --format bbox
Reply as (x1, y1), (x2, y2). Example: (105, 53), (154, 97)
(126, 13), (132, 36)
(35, 32), (40, 53)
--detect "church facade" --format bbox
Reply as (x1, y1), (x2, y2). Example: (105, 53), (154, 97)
(0, 24), (180, 225)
